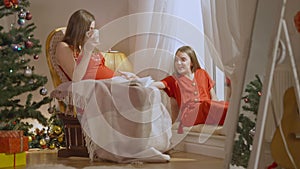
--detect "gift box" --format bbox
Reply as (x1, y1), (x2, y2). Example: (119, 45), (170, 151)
(0, 130), (29, 154)
(0, 152), (26, 168)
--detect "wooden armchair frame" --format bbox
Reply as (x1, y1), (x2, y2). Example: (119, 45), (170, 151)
(45, 27), (89, 158)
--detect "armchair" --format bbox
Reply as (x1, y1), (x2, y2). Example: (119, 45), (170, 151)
(45, 27), (133, 158)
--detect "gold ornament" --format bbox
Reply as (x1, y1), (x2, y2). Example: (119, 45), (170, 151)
(54, 126), (62, 135)
(58, 135), (64, 143)
(28, 136), (32, 142)
(39, 138), (46, 146)
(49, 143), (55, 149)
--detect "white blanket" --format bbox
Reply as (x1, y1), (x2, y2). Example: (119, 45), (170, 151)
(52, 79), (173, 163)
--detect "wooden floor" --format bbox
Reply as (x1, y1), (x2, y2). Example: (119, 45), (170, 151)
(17, 149), (224, 169)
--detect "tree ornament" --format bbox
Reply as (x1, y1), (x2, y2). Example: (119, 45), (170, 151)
(49, 143), (55, 149)
(294, 11), (300, 33)
(54, 126), (62, 135)
(45, 135), (50, 142)
(58, 134), (64, 143)
(24, 66), (33, 77)
(28, 136), (32, 142)
(33, 54), (39, 60)
(249, 127), (255, 137)
(25, 40), (33, 48)
(18, 10), (26, 19)
(267, 162), (278, 169)
(17, 44), (22, 51)
(3, 0), (12, 8)
(11, 0), (18, 5)
(244, 97), (249, 103)
(258, 91), (262, 96)
(11, 44), (19, 51)
(40, 87), (48, 96)
(39, 138), (46, 146)
(26, 11), (32, 20)
(17, 18), (25, 26)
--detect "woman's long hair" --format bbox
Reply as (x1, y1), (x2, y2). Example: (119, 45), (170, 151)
(63, 9), (95, 54)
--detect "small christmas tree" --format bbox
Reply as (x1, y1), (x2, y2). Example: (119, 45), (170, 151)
(0, 0), (52, 135)
(231, 74), (263, 168)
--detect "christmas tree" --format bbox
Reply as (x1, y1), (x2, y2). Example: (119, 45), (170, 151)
(0, 0), (52, 135)
(231, 74), (262, 168)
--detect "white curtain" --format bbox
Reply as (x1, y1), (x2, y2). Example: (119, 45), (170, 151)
(200, 1), (258, 168)
(99, 0), (258, 167)
(127, 0), (206, 75)
(99, 0), (206, 75)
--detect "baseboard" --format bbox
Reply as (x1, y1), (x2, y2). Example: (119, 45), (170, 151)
(181, 131), (226, 159)
(184, 142), (225, 159)
(184, 132), (226, 147)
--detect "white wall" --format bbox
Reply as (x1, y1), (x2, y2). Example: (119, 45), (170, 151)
(27, 0), (129, 120)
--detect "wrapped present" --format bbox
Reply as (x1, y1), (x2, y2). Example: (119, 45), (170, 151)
(0, 130), (29, 154)
(0, 152), (26, 168)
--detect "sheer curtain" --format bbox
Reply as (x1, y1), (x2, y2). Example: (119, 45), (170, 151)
(200, 1), (258, 168)
(127, 0), (206, 75)
(99, 0), (258, 166)
(98, 0), (206, 76)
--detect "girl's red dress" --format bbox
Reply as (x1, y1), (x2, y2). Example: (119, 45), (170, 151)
(161, 68), (228, 128)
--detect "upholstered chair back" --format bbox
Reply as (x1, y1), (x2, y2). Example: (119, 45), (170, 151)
(45, 27), (68, 88)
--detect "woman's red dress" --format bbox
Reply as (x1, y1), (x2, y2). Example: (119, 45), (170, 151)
(76, 51), (114, 80)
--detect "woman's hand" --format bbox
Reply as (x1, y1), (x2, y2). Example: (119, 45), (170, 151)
(118, 71), (138, 81)
(85, 29), (100, 46)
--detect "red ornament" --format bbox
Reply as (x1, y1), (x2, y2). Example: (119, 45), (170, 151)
(26, 11), (32, 20)
(294, 11), (300, 33)
(258, 91), (262, 96)
(11, 0), (18, 5)
(244, 98), (249, 103)
(267, 162), (278, 169)
(3, 0), (18, 8)
(25, 40), (34, 48)
(33, 54), (39, 60)
(3, 0), (12, 8)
